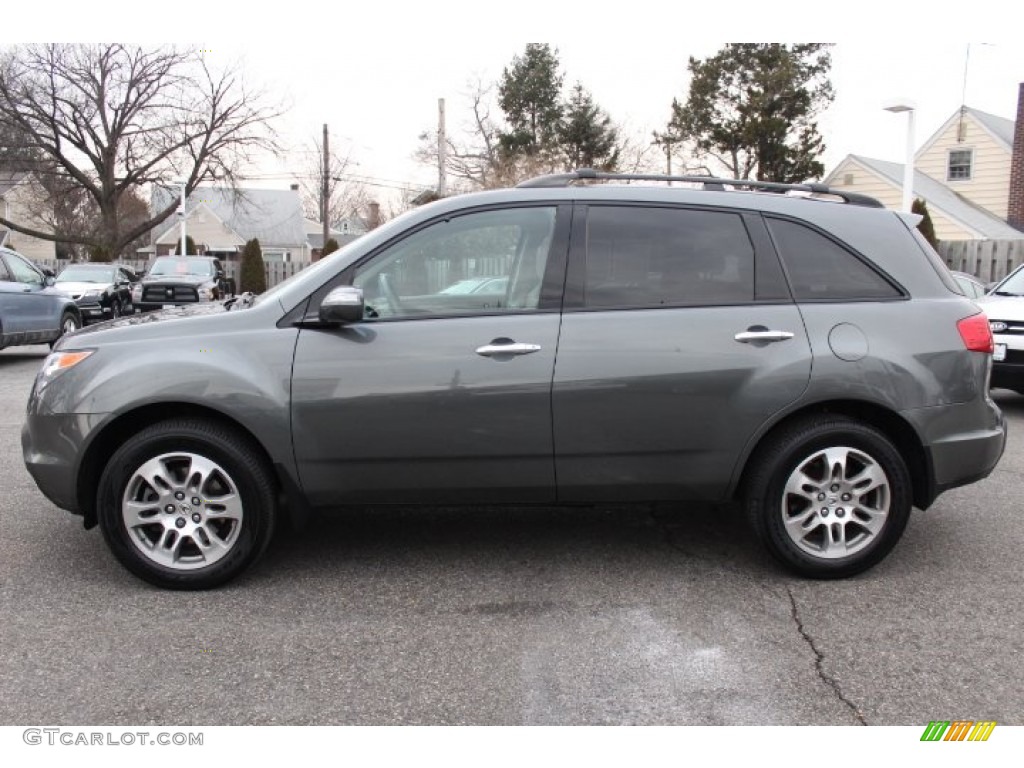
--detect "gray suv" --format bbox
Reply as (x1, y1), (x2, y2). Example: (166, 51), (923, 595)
(22, 170), (1006, 589)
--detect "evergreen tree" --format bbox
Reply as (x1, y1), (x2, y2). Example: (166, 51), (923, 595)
(559, 83), (620, 171)
(497, 43), (564, 159)
(322, 238), (339, 257)
(912, 198), (939, 249)
(175, 235), (197, 255)
(239, 238), (266, 294)
(669, 44), (833, 183)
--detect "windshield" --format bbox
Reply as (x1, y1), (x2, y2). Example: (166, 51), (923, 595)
(150, 258), (214, 277)
(57, 266), (115, 283)
(993, 267), (1024, 296)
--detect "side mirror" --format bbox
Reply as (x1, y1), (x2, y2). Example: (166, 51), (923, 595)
(137, 270), (146, 278)
(319, 286), (364, 325)
(44, 275), (56, 287)
(42, 267), (56, 278)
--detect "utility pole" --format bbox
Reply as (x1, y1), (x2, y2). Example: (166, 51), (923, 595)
(178, 179), (187, 255)
(322, 123), (329, 258)
(438, 98), (447, 198)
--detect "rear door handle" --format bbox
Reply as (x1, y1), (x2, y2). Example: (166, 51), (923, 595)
(476, 341), (542, 357)
(734, 330), (794, 343)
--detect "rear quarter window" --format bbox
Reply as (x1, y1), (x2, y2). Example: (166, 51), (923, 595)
(766, 217), (902, 301)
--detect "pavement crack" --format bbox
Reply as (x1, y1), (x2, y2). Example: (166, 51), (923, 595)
(787, 586), (866, 725)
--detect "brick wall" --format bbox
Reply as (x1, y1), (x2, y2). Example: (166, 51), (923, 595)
(1010, 83), (1024, 232)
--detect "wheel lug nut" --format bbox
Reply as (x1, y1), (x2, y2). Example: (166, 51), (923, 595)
(836, 508), (845, 517)
(830, 484), (839, 492)
(192, 497), (201, 506)
(842, 493), (851, 501)
(165, 504), (175, 513)
(820, 508), (829, 516)
(817, 493), (826, 501)
(192, 513), (202, 523)
(175, 492), (185, 501)
(175, 517), (186, 528)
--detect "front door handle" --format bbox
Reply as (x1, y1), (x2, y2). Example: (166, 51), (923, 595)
(476, 340), (542, 357)
(734, 330), (794, 343)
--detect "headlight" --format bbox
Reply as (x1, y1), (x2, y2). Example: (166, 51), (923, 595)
(131, 284), (142, 301)
(81, 288), (104, 297)
(198, 286), (214, 300)
(37, 350), (94, 389)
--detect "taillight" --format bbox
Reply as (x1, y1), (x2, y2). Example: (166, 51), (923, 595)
(957, 312), (994, 353)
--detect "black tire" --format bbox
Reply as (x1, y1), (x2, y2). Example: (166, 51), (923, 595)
(744, 415), (912, 579)
(97, 418), (277, 589)
(50, 310), (80, 348)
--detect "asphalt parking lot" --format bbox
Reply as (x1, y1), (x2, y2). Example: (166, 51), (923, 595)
(1, 344), (1022, 726)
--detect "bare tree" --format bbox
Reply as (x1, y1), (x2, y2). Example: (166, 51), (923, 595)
(0, 44), (281, 259)
(415, 78), (524, 191)
(295, 133), (368, 227)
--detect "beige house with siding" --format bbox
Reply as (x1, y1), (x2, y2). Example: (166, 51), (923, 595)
(825, 104), (1023, 241)
(0, 171), (56, 261)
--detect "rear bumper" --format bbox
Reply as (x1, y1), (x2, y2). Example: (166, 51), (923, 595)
(903, 396), (1006, 502)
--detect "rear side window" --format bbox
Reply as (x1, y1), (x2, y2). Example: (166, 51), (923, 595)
(767, 218), (901, 301)
(584, 206), (754, 308)
(0, 255), (11, 282)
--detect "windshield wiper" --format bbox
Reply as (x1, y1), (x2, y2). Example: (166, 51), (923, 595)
(993, 290), (1023, 297)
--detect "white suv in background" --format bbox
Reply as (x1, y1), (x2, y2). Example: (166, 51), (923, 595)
(977, 264), (1024, 393)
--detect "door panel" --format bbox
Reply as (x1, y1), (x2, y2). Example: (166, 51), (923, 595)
(292, 314), (561, 506)
(553, 304), (811, 501)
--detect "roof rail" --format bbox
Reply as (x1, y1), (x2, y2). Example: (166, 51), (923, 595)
(516, 168), (884, 208)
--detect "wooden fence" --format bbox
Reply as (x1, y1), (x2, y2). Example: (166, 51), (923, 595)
(938, 240), (1024, 284)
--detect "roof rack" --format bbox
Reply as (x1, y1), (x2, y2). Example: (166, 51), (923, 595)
(516, 168), (884, 208)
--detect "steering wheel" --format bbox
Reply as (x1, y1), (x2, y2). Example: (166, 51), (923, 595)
(378, 273), (404, 315)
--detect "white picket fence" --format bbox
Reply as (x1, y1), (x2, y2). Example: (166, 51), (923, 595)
(938, 240), (1024, 284)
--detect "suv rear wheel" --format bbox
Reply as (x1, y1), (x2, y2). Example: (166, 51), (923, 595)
(745, 415), (912, 579)
(97, 419), (277, 589)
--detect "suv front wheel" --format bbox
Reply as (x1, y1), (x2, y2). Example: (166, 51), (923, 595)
(745, 415), (912, 579)
(97, 418), (277, 589)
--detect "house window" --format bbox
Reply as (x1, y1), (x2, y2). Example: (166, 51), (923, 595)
(948, 149), (972, 181)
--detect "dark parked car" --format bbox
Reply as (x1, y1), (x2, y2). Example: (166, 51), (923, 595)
(0, 248), (81, 350)
(135, 256), (230, 312)
(22, 170), (1005, 589)
(54, 263), (137, 323)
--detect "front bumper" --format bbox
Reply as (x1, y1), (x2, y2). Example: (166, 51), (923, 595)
(22, 412), (110, 517)
(75, 300), (108, 323)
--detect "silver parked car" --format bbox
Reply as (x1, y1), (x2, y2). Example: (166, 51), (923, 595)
(0, 248), (82, 350)
(22, 170), (1005, 589)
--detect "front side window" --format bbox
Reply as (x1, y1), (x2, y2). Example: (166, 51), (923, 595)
(767, 218), (901, 301)
(583, 206), (755, 309)
(4, 253), (43, 285)
(353, 207), (556, 320)
(948, 149), (972, 181)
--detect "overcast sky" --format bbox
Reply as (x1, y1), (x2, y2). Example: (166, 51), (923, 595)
(11, 1), (1024, 207)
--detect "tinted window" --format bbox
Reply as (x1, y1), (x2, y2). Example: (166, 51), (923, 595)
(583, 206), (754, 308)
(353, 207), (556, 320)
(0, 255), (11, 282)
(767, 218), (901, 301)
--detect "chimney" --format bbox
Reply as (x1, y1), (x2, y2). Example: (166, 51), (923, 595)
(290, 183), (299, 191)
(368, 201), (381, 230)
(1010, 82), (1024, 231)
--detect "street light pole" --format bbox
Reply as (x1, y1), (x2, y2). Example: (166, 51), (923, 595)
(176, 179), (188, 255)
(883, 101), (916, 212)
